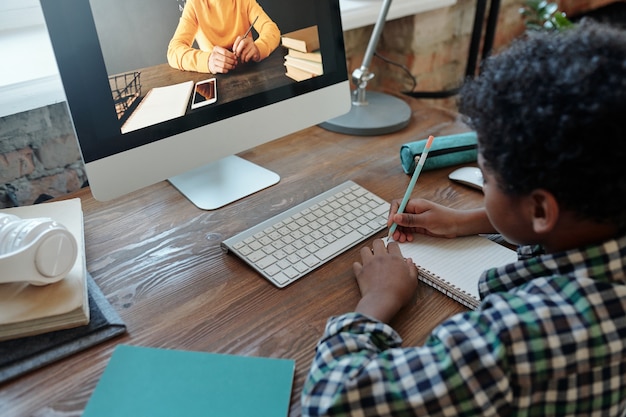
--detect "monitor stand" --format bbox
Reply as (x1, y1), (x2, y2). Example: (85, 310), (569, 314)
(168, 155), (280, 210)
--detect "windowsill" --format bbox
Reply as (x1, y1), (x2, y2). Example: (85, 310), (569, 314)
(0, 24), (65, 118)
(339, 0), (456, 31)
(0, 0), (456, 118)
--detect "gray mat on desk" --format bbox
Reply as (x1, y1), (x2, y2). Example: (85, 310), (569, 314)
(0, 273), (127, 384)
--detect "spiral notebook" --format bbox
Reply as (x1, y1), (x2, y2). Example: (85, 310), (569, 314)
(391, 235), (517, 309)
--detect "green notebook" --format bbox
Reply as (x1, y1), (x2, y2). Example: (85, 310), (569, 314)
(83, 345), (295, 417)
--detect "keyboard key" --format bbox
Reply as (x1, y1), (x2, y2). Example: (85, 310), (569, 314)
(303, 255), (320, 267)
(257, 255), (278, 269)
(272, 272), (290, 286)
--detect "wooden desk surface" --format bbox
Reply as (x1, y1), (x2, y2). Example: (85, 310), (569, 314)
(1, 98), (484, 416)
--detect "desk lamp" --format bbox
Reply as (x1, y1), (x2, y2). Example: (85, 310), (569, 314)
(320, 0), (411, 135)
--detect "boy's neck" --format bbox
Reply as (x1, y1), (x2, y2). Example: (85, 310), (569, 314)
(542, 213), (618, 253)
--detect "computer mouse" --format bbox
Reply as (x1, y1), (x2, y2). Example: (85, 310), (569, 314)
(448, 167), (483, 191)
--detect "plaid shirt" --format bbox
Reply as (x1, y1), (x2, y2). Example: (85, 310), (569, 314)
(302, 234), (626, 416)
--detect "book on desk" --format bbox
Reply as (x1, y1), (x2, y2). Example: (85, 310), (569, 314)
(281, 25), (320, 53)
(0, 198), (89, 340)
(82, 345), (295, 417)
(121, 80), (194, 134)
(284, 55), (323, 76)
(282, 25), (323, 82)
(0, 199), (126, 383)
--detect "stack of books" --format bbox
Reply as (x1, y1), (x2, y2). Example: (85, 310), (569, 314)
(0, 198), (127, 384)
(0, 198), (89, 341)
(281, 25), (323, 82)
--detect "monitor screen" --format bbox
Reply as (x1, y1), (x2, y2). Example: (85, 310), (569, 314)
(40, 0), (350, 209)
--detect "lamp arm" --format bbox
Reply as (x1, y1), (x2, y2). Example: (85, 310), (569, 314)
(316, 0), (411, 135)
(351, 0), (393, 103)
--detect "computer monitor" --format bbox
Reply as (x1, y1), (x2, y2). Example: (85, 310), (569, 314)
(40, 0), (350, 210)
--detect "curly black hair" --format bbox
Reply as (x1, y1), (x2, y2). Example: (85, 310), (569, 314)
(458, 20), (626, 229)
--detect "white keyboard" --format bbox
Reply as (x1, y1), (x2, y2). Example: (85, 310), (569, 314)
(221, 181), (390, 288)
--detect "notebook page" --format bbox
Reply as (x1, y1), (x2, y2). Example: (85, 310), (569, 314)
(391, 235), (517, 302)
(121, 80), (193, 133)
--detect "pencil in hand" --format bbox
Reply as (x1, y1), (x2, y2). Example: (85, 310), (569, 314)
(233, 16), (259, 60)
(242, 16), (259, 39)
(388, 135), (435, 239)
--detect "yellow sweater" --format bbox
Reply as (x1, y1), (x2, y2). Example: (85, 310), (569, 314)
(167, 0), (281, 73)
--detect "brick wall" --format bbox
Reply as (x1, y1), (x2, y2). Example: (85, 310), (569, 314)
(0, 0), (612, 207)
(0, 104), (87, 208)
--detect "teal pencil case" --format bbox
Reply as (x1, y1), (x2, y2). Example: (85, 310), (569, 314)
(400, 131), (478, 174)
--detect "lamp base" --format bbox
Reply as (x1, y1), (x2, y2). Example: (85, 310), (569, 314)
(319, 91), (411, 136)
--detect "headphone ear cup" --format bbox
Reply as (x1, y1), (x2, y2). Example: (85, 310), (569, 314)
(33, 225), (77, 280)
(17, 218), (78, 281)
(0, 215), (78, 284)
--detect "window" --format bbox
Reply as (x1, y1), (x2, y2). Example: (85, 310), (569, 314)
(0, 0), (44, 30)
(0, 0), (64, 117)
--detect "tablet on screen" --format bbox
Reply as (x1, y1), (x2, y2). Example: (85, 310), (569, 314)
(191, 78), (217, 109)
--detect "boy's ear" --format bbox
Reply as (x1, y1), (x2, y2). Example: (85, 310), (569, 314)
(529, 189), (559, 234)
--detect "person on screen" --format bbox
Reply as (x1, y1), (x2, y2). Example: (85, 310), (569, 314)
(301, 20), (626, 416)
(167, 0), (280, 74)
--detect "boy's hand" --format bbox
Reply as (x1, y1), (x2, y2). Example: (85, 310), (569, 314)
(388, 198), (494, 242)
(353, 239), (418, 323)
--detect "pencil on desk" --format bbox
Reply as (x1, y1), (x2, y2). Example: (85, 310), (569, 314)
(388, 135), (435, 239)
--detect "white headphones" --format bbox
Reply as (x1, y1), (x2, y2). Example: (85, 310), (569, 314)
(0, 213), (78, 286)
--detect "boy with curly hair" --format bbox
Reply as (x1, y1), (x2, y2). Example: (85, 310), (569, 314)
(302, 20), (626, 416)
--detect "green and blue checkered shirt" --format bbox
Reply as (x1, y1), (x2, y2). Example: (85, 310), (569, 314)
(302, 234), (626, 416)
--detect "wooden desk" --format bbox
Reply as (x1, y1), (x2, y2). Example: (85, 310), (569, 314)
(1, 98), (484, 416)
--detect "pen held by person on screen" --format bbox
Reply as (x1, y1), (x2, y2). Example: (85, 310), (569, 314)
(388, 135), (436, 239)
(233, 16), (259, 58)
(243, 16), (259, 39)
